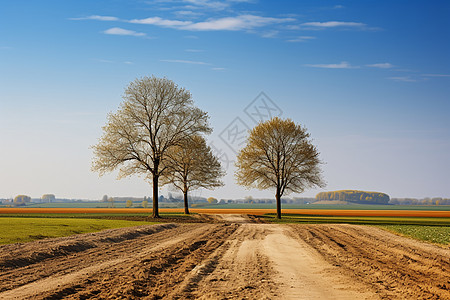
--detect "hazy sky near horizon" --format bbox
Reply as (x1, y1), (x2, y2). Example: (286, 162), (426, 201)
(1, 0), (449, 200)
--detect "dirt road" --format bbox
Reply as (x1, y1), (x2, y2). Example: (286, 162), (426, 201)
(0, 215), (448, 299)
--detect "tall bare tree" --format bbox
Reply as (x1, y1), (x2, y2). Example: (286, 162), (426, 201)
(162, 135), (224, 214)
(92, 76), (211, 218)
(235, 117), (325, 219)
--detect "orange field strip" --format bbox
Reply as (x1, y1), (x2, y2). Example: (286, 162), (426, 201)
(0, 208), (449, 217)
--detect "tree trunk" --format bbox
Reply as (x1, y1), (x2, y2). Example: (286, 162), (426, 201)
(183, 190), (190, 215)
(276, 187), (281, 219)
(152, 174), (160, 218)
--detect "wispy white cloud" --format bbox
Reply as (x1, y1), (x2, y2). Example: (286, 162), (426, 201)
(422, 74), (450, 77)
(0, 46), (12, 50)
(173, 10), (204, 18)
(182, 0), (254, 10)
(97, 59), (135, 64)
(145, 0), (255, 12)
(129, 15), (294, 31)
(261, 30), (279, 38)
(130, 16), (192, 26)
(366, 63), (394, 69)
(189, 0), (229, 10)
(301, 21), (366, 29)
(179, 0), (226, 10)
(160, 59), (211, 65)
(103, 27), (146, 37)
(70, 15), (120, 21)
(388, 76), (417, 82)
(306, 61), (359, 69)
(287, 35), (316, 42)
(284, 24), (301, 30)
(279, 13), (300, 18)
(186, 15), (293, 31)
(211, 67), (226, 71)
(97, 59), (114, 63)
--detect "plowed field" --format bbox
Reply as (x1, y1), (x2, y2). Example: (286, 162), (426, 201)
(0, 215), (448, 299)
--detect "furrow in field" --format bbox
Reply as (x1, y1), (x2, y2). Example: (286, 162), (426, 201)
(0, 223), (213, 298)
(291, 224), (450, 300)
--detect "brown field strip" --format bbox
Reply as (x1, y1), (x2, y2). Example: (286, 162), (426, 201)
(0, 208), (449, 217)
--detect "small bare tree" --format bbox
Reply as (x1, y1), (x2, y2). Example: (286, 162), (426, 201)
(92, 76), (211, 218)
(235, 117), (325, 219)
(162, 135), (224, 214)
(108, 197), (115, 208)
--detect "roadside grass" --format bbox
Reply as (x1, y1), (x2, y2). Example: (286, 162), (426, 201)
(0, 217), (158, 245)
(378, 225), (450, 245)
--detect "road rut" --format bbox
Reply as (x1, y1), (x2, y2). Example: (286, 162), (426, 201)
(0, 217), (448, 299)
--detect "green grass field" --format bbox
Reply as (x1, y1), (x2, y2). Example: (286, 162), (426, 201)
(0, 212), (189, 219)
(379, 225), (450, 245)
(0, 217), (156, 245)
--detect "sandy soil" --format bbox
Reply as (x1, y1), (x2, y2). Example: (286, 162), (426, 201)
(0, 215), (448, 299)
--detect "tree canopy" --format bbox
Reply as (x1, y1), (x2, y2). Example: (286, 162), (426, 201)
(92, 76), (211, 217)
(235, 117), (324, 218)
(161, 135), (224, 214)
(316, 190), (390, 204)
(42, 194), (56, 203)
(14, 195), (31, 205)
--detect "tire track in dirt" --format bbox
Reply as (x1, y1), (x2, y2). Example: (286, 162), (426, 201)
(175, 224), (278, 299)
(1, 218), (447, 299)
(0, 223), (181, 294)
(70, 223), (238, 299)
(0, 224), (177, 272)
(263, 225), (378, 299)
(291, 224), (450, 300)
(183, 223), (376, 300)
(0, 223), (226, 299)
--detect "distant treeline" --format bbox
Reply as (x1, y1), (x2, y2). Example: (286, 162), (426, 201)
(316, 190), (390, 204)
(390, 198), (450, 205)
(222, 197), (315, 204)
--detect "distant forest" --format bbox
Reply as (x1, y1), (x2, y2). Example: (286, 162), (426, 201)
(2, 193), (450, 206)
(390, 197), (450, 205)
(316, 190), (390, 204)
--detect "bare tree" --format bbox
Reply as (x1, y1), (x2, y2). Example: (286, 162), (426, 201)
(235, 117), (325, 219)
(162, 135), (224, 214)
(108, 197), (115, 208)
(92, 76), (211, 218)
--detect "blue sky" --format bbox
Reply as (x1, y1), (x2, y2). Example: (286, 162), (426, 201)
(1, 0), (449, 200)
